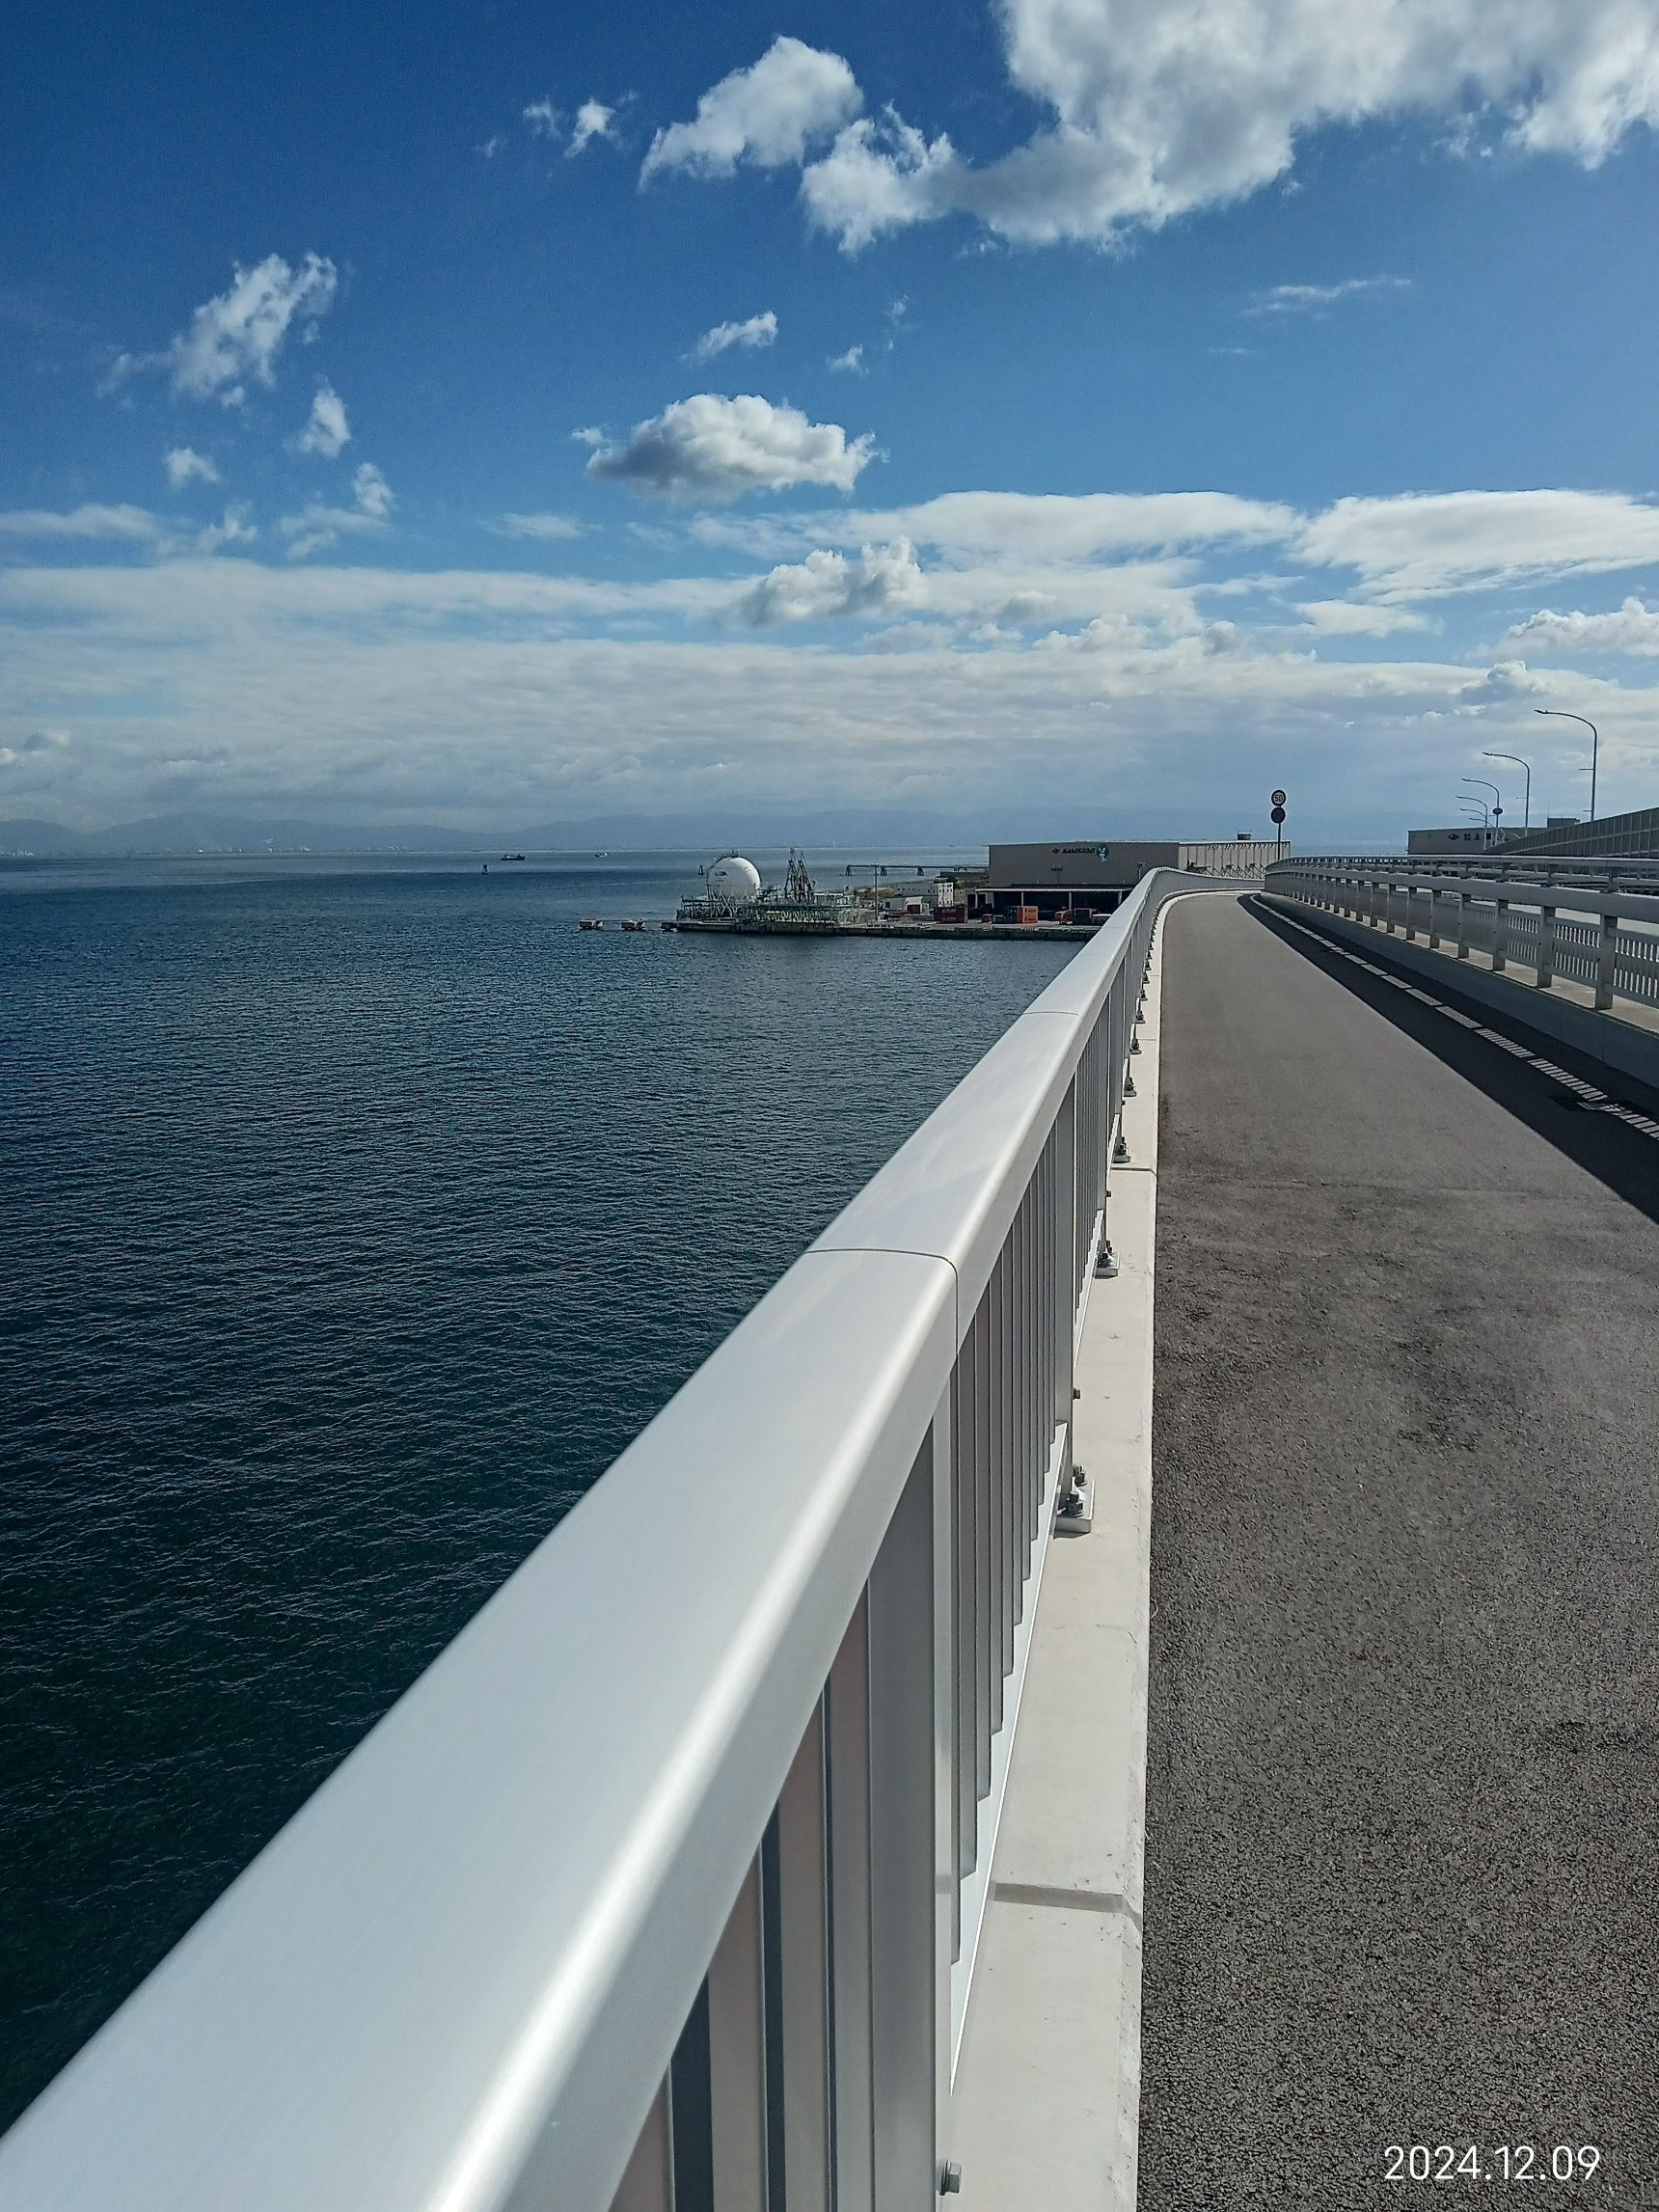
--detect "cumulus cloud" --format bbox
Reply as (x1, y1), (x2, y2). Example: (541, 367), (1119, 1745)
(1297, 490), (1659, 600)
(673, 9), (1659, 251)
(164, 447), (221, 489)
(1505, 597), (1659, 655)
(829, 343), (865, 374)
(568, 100), (617, 155)
(195, 504), (258, 555)
(170, 253), (338, 405)
(1455, 660), (1551, 706)
(490, 511), (586, 539)
(586, 394), (875, 503)
(1246, 277), (1413, 316)
(524, 98), (560, 139)
(642, 37), (860, 178)
(0, 504), (161, 541)
(281, 461), (394, 559)
(296, 382), (351, 459)
(689, 311), (778, 364)
(735, 538), (926, 625)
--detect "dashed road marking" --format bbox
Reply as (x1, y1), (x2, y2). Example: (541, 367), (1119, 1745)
(1265, 904), (1659, 1146)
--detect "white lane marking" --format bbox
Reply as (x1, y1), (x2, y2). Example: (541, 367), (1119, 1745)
(1266, 904), (1659, 1145)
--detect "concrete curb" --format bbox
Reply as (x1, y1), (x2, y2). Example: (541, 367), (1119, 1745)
(949, 896), (1180, 2212)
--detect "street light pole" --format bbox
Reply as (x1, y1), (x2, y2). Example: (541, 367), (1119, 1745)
(1535, 708), (1599, 822)
(1483, 751), (1531, 832)
(1460, 777), (1502, 846)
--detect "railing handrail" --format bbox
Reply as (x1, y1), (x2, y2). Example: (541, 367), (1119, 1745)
(1267, 860), (1659, 925)
(0, 868), (1223, 2212)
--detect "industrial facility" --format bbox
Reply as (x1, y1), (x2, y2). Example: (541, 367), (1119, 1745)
(968, 836), (1285, 923)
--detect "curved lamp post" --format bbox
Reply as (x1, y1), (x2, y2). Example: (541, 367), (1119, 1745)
(1483, 751), (1531, 832)
(1461, 777), (1502, 844)
(1535, 707), (1598, 822)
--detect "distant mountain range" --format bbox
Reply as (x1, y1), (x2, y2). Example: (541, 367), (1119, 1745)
(0, 804), (1279, 859)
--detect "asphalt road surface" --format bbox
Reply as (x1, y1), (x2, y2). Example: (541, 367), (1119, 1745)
(1139, 894), (1659, 2212)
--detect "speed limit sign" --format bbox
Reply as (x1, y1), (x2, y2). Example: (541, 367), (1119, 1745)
(1270, 789), (1287, 806)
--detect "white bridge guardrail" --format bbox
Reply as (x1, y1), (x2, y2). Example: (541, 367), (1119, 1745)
(1264, 858), (1659, 1014)
(0, 868), (1233, 2212)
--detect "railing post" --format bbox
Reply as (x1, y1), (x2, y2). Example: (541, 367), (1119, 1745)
(1384, 880), (1397, 934)
(867, 1424), (951, 2209)
(1456, 892), (1471, 960)
(1404, 883), (1418, 942)
(1536, 904), (1556, 990)
(1427, 888), (1441, 949)
(1596, 913), (1619, 1010)
(1492, 898), (1509, 972)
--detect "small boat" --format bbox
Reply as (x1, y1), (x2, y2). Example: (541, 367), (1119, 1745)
(579, 917), (603, 931)
(620, 917), (646, 933)
(500, 853), (526, 862)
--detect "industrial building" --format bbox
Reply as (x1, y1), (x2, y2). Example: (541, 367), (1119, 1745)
(1501, 803), (1659, 860)
(970, 836), (1284, 922)
(1406, 821), (1578, 856)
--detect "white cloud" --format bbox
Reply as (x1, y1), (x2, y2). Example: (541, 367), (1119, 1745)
(524, 98), (560, 140)
(1455, 660), (1551, 706)
(735, 539), (927, 625)
(0, 504), (161, 541)
(196, 504), (258, 555)
(833, 489), (1296, 562)
(13, 553), (1649, 833)
(801, 110), (959, 251)
(1505, 597), (1659, 655)
(642, 38), (860, 178)
(689, 311), (778, 364)
(1246, 277), (1413, 316)
(297, 382), (351, 459)
(1296, 598), (1429, 636)
(477, 134), (505, 159)
(829, 343), (865, 374)
(490, 511), (587, 539)
(586, 395), (876, 503)
(568, 100), (617, 156)
(571, 425), (607, 448)
(1297, 490), (1659, 599)
(170, 253), (338, 405)
(164, 447), (221, 489)
(281, 461), (394, 559)
(674, 9), (1659, 251)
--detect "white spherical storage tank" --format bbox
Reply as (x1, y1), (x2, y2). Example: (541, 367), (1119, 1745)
(707, 856), (762, 902)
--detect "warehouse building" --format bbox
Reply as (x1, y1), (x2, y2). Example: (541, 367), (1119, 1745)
(969, 836), (1285, 922)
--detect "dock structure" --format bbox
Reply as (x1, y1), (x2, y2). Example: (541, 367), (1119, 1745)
(4, 850), (1658, 2207)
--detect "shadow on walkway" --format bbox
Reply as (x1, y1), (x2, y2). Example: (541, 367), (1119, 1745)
(1246, 893), (1659, 1227)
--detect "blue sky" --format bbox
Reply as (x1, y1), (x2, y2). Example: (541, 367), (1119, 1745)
(6, 0), (1659, 842)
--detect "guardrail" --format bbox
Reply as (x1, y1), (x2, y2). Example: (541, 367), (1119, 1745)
(0, 868), (1233, 2212)
(1291, 852), (1659, 895)
(1264, 860), (1659, 1013)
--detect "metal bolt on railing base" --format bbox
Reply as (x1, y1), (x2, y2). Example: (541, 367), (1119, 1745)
(1124, 1075), (1137, 1098)
(1095, 1240), (1119, 1278)
(1129, 1032), (1142, 1053)
(1056, 1467), (1095, 1537)
(1113, 1133), (1131, 1164)
(939, 2161), (963, 2196)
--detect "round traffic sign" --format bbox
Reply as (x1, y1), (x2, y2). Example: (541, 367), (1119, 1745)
(1270, 806), (1287, 825)
(1270, 788), (1287, 806)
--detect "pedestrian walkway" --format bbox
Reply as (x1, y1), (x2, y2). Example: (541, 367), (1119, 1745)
(1138, 894), (1659, 2210)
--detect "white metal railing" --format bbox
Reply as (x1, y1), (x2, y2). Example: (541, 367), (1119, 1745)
(0, 869), (1232, 2212)
(1264, 860), (1659, 1011)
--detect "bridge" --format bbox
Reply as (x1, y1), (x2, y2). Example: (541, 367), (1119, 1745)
(1, 860), (1655, 2207)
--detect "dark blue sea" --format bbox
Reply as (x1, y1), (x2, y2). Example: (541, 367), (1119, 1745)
(0, 852), (1073, 2125)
